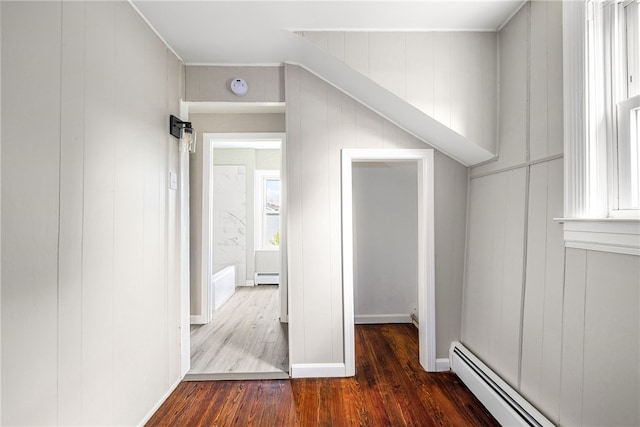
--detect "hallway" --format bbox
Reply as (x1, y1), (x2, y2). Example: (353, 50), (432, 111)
(187, 285), (288, 380)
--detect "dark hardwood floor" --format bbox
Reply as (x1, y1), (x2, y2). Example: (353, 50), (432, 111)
(146, 324), (498, 426)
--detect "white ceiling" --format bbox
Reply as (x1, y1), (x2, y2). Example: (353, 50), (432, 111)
(132, 0), (526, 64)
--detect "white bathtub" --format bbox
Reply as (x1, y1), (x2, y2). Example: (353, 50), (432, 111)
(211, 265), (236, 311)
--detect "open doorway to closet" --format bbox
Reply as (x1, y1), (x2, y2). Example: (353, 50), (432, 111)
(186, 122), (289, 380)
(342, 149), (435, 375)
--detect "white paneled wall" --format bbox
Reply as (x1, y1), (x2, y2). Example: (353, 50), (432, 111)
(286, 64), (469, 364)
(463, 2), (640, 426)
(463, 168), (528, 387)
(520, 158), (564, 420)
(1, 2), (184, 425)
(299, 31), (497, 154)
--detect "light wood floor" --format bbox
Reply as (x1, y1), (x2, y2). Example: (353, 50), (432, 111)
(186, 285), (289, 380)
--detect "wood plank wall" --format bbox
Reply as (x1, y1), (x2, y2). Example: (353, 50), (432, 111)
(1, 2), (184, 425)
(462, 2), (640, 425)
(299, 31), (497, 154)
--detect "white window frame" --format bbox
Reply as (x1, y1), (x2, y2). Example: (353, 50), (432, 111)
(561, 0), (640, 255)
(255, 170), (281, 251)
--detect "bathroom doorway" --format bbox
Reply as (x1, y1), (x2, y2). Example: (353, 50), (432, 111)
(188, 131), (289, 379)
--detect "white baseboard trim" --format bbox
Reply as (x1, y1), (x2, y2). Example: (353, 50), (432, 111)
(291, 363), (347, 378)
(190, 314), (208, 325)
(240, 280), (255, 286)
(436, 358), (450, 372)
(137, 377), (182, 426)
(354, 314), (412, 324)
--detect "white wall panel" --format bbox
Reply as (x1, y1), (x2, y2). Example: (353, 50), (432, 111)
(520, 159), (564, 422)
(582, 251), (640, 427)
(300, 30), (497, 154)
(58, 2), (85, 424)
(462, 167), (527, 388)
(284, 64), (305, 363)
(369, 33), (406, 100)
(299, 70), (334, 362)
(559, 248), (587, 427)
(434, 153), (467, 357)
(1, 1), (185, 425)
(82, 3), (119, 423)
(472, 5), (529, 176)
(406, 33), (434, 117)
(529, 0), (564, 161)
(344, 32), (369, 78)
(1, 3), (62, 425)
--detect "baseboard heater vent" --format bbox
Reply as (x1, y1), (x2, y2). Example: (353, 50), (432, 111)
(449, 342), (555, 427)
(254, 272), (279, 285)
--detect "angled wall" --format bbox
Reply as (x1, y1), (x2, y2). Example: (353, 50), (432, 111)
(1, 1), (184, 425)
(299, 31), (497, 154)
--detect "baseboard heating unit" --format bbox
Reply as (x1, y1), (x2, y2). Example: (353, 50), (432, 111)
(254, 272), (279, 285)
(449, 342), (555, 427)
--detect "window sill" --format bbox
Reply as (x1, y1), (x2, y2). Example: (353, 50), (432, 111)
(554, 218), (640, 256)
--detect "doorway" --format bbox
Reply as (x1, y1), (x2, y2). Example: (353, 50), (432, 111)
(188, 131), (289, 379)
(341, 149), (435, 375)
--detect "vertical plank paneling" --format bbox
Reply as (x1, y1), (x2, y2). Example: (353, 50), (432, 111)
(344, 33), (369, 78)
(284, 64), (305, 362)
(582, 251), (640, 426)
(464, 168), (527, 389)
(462, 175), (497, 358)
(327, 86), (344, 361)
(434, 153), (467, 359)
(166, 49), (183, 391)
(497, 167), (527, 387)
(472, 5), (529, 176)
(299, 70), (333, 362)
(529, 0), (549, 162)
(58, 2), (85, 423)
(546, 0), (564, 158)
(2, 2), (185, 425)
(113, 5), (146, 423)
(450, 33), (481, 150)
(369, 32), (406, 99)
(559, 248), (587, 427)
(521, 163), (549, 401)
(327, 32), (345, 62)
(1, 3), (62, 425)
(83, 2), (116, 423)
(480, 32), (498, 154)
(433, 32), (451, 128)
(537, 158), (564, 421)
(406, 33), (434, 117)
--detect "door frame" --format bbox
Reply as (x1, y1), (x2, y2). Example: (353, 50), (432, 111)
(341, 148), (436, 374)
(200, 132), (288, 324)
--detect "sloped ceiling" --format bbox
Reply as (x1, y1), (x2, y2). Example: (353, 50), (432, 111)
(132, 0), (525, 165)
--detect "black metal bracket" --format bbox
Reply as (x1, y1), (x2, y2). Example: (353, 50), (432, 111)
(170, 115), (192, 139)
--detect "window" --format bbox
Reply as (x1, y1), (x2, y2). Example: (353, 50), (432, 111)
(616, 0), (640, 212)
(256, 170), (280, 250)
(586, 0), (640, 217)
(561, 1), (639, 255)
